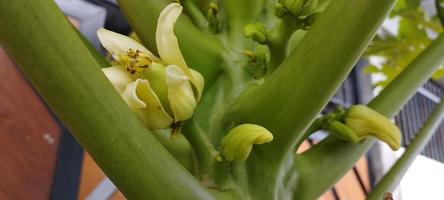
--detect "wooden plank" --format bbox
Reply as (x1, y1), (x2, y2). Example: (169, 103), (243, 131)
(78, 154), (106, 200)
(0, 47), (60, 199)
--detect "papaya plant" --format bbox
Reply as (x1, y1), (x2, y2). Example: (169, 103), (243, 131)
(1, 0), (444, 200)
(364, 0), (444, 87)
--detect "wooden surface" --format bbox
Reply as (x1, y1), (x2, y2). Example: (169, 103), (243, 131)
(0, 47), (61, 199)
(78, 153), (126, 200)
(78, 153), (106, 200)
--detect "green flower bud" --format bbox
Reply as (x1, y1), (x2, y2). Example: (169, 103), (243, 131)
(207, 2), (220, 33)
(300, 0), (318, 16)
(280, 0), (318, 17)
(244, 23), (269, 44)
(274, 2), (289, 18)
(242, 46), (268, 79)
(221, 124), (273, 161)
(279, 0), (304, 16)
(303, 12), (321, 29)
(345, 105), (401, 150)
(328, 121), (359, 143)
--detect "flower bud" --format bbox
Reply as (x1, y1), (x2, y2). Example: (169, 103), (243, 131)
(207, 2), (220, 33)
(221, 124), (273, 161)
(244, 23), (269, 44)
(328, 121), (359, 143)
(345, 105), (401, 150)
(280, 0), (318, 17)
(275, 2), (289, 18)
(303, 12), (321, 29)
(300, 0), (318, 16)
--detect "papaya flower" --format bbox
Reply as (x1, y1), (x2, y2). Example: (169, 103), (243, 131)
(344, 105), (401, 150)
(221, 124), (273, 161)
(97, 3), (204, 130)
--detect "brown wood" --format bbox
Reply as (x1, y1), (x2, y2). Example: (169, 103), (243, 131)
(78, 153), (127, 200)
(334, 157), (370, 200)
(78, 153), (106, 200)
(0, 47), (60, 200)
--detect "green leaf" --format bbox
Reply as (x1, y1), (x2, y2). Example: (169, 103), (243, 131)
(398, 17), (427, 40)
(363, 65), (381, 74)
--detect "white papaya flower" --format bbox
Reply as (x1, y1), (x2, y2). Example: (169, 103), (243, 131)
(97, 3), (204, 130)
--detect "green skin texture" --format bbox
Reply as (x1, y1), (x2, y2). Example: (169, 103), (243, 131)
(1, 0), (444, 200)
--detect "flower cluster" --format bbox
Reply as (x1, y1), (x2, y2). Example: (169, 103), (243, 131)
(98, 3), (204, 130)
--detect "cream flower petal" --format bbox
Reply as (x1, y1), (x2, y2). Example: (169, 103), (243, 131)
(165, 65), (197, 122)
(123, 79), (174, 130)
(121, 80), (147, 109)
(135, 80), (174, 130)
(190, 69), (204, 101)
(156, 3), (203, 100)
(97, 28), (161, 62)
(156, 3), (187, 71)
(102, 66), (134, 94)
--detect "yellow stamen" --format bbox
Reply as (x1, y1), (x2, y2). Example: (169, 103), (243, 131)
(118, 48), (153, 76)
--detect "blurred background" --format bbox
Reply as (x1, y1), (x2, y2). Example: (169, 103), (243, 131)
(0, 0), (443, 199)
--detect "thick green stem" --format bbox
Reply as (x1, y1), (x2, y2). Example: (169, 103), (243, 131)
(367, 96), (444, 200)
(268, 18), (303, 70)
(153, 130), (196, 173)
(0, 1), (214, 199)
(117, 0), (223, 84)
(181, 0), (208, 29)
(185, 0), (210, 14)
(293, 33), (444, 200)
(227, 0), (396, 199)
(183, 122), (219, 176)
